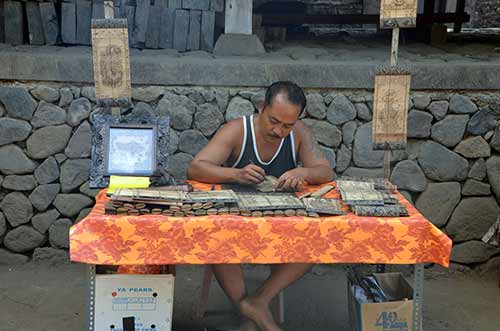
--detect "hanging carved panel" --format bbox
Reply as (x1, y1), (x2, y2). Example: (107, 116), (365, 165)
(372, 73), (411, 150)
(91, 19), (131, 100)
(380, 0), (418, 29)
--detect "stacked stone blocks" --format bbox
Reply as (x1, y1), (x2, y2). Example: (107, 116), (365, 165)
(1, 0), (221, 51)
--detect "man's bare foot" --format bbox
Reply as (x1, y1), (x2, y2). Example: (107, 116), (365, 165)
(239, 297), (282, 331)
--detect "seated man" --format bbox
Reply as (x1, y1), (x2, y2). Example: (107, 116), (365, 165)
(187, 81), (334, 331)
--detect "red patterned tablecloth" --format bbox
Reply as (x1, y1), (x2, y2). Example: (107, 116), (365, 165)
(70, 182), (451, 267)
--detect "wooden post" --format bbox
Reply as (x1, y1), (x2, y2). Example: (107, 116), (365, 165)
(391, 28), (399, 66)
(453, 0), (466, 33)
(104, 1), (114, 18)
(384, 27), (400, 179)
(384, 150), (392, 179)
(377, 1), (415, 180)
(421, 0), (435, 42)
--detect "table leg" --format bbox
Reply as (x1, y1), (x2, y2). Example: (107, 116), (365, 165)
(412, 263), (424, 331)
(86, 264), (96, 331)
(271, 290), (285, 324)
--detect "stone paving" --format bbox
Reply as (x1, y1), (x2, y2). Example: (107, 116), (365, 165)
(0, 262), (499, 331)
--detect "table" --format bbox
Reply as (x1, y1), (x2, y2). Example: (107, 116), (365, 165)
(70, 181), (451, 331)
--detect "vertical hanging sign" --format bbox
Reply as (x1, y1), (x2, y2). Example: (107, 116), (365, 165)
(372, 72), (411, 150)
(380, 0), (418, 29)
(91, 18), (132, 101)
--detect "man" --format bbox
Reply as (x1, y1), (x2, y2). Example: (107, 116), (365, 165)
(187, 81), (334, 331)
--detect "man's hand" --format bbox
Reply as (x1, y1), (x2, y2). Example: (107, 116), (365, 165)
(235, 164), (266, 185)
(275, 168), (308, 190)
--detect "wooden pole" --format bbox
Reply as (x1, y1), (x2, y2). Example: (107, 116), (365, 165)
(383, 27), (400, 179)
(454, 0), (466, 33)
(104, 1), (114, 19)
(384, 150), (392, 179)
(391, 27), (399, 66)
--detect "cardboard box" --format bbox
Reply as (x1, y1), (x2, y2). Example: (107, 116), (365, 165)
(348, 273), (413, 331)
(94, 274), (175, 331)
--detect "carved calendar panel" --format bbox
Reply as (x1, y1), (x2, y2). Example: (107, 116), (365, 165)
(380, 0), (418, 29)
(91, 19), (131, 100)
(372, 73), (411, 150)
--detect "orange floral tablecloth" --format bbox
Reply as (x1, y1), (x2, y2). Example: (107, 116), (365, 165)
(70, 182), (451, 267)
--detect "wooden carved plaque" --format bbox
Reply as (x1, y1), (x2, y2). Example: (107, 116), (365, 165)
(339, 189), (385, 206)
(236, 193), (304, 211)
(302, 198), (345, 215)
(372, 73), (411, 150)
(380, 0), (418, 29)
(91, 19), (131, 100)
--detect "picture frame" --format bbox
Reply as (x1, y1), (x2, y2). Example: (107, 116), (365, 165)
(104, 123), (158, 176)
(90, 114), (170, 188)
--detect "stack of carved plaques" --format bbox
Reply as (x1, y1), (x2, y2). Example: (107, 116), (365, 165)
(337, 178), (408, 217)
(236, 192), (323, 218)
(106, 199), (228, 216)
(104, 187), (347, 218)
(105, 188), (239, 216)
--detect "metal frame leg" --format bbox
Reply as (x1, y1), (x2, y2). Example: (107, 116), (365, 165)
(269, 290), (285, 324)
(412, 264), (424, 331)
(86, 264), (96, 331)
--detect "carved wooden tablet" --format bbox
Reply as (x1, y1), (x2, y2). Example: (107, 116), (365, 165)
(91, 19), (131, 100)
(353, 205), (401, 217)
(185, 190), (239, 203)
(380, 0), (417, 29)
(302, 198), (346, 215)
(236, 193), (304, 211)
(340, 189), (385, 206)
(372, 73), (411, 150)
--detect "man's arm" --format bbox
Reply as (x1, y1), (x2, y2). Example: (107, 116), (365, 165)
(276, 122), (334, 189)
(187, 121), (265, 184)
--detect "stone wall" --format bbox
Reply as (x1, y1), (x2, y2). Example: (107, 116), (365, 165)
(472, 0), (500, 28)
(1, 83), (500, 268)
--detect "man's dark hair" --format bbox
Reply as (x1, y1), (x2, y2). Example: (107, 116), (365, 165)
(263, 81), (306, 114)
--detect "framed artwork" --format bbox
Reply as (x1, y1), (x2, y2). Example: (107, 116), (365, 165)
(379, 0), (418, 29)
(104, 124), (157, 176)
(91, 18), (132, 101)
(90, 114), (170, 188)
(372, 73), (411, 150)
